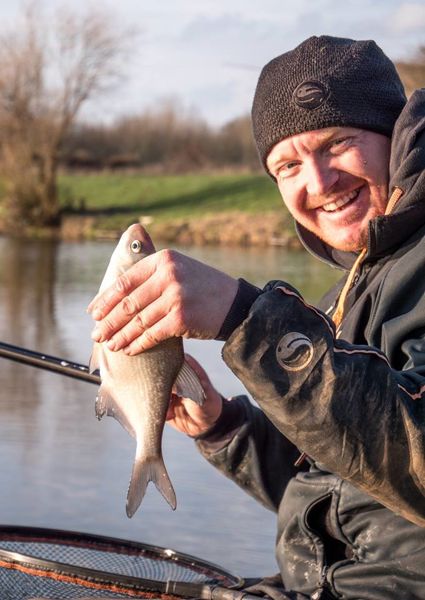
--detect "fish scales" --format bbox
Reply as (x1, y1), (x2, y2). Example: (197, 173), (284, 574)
(90, 224), (204, 517)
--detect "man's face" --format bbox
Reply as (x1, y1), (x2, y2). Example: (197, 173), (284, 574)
(266, 127), (391, 252)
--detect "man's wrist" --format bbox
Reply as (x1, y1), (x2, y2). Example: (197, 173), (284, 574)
(193, 395), (247, 442)
(216, 278), (262, 340)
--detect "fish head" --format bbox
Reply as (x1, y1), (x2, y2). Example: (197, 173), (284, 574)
(98, 224), (156, 292)
(117, 223), (156, 266)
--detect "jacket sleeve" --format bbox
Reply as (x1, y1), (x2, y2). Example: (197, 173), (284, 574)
(196, 394), (306, 512)
(221, 282), (425, 527)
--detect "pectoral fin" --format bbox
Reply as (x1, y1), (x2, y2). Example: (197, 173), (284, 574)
(95, 383), (136, 438)
(174, 360), (205, 405)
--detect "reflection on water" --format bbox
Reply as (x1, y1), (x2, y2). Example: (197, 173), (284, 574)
(0, 235), (341, 578)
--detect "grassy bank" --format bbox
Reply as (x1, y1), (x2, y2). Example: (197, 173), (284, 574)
(0, 171), (298, 246)
(57, 171), (298, 246)
(58, 171), (284, 223)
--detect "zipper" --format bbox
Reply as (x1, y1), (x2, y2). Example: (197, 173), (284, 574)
(311, 566), (335, 599)
(311, 566), (327, 599)
(304, 494), (338, 599)
(332, 248), (367, 329)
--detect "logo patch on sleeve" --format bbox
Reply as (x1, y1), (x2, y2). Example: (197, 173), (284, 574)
(276, 332), (314, 371)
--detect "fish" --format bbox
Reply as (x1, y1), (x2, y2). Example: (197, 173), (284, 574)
(89, 223), (204, 517)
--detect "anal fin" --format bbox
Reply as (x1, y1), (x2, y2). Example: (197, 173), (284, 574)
(95, 383), (136, 438)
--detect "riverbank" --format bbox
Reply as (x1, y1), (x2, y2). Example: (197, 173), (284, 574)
(0, 171), (301, 247)
(59, 210), (300, 247)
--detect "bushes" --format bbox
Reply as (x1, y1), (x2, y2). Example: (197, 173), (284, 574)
(61, 104), (260, 173)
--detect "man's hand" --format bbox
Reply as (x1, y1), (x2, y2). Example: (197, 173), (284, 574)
(166, 355), (223, 437)
(88, 249), (238, 355)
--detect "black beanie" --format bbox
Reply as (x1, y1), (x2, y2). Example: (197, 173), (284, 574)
(252, 36), (407, 173)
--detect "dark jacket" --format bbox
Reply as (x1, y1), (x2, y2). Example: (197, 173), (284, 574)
(198, 90), (425, 599)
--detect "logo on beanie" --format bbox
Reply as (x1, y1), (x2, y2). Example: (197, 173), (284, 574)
(293, 80), (328, 110)
(276, 332), (314, 371)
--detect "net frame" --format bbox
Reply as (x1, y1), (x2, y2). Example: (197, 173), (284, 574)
(0, 525), (244, 599)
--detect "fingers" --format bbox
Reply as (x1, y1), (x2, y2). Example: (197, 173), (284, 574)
(167, 379), (223, 436)
(87, 253), (158, 320)
(123, 312), (180, 354)
(104, 295), (171, 351)
(91, 277), (163, 344)
(88, 247), (239, 354)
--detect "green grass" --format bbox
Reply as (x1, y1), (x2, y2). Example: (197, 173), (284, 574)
(58, 172), (283, 229)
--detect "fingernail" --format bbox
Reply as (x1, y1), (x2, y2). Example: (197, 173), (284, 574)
(91, 308), (102, 320)
(107, 339), (117, 351)
(91, 328), (102, 342)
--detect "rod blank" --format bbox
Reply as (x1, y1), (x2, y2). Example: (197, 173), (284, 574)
(0, 341), (100, 385)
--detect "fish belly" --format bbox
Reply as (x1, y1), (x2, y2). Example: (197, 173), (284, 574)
(99, 337), (184, 516)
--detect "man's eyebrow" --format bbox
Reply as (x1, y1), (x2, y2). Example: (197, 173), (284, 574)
(267, 129), (351, 172)
(267, 151), (297, 172)
(313, 129), (345, 146)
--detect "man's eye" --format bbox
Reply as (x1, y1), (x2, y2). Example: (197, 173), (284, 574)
(277, 161), (300, 178)
(329, 137), (350, 150)
(285, 161), (299, 169)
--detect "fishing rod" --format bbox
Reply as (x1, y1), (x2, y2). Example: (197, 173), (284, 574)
(0, 340), (100, 385)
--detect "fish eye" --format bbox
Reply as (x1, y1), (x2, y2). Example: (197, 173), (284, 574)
(130, 240), (143, 253)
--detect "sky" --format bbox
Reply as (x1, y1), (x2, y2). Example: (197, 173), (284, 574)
(2, 0), (425, 127)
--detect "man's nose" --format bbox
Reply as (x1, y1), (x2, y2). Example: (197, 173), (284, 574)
(305, 157), (339, 196)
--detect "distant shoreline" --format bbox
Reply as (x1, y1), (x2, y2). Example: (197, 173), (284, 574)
(62, 211), (301, 247)
(0, 210), (301, 248)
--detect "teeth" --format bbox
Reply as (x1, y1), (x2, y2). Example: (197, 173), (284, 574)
(322, 190), (359, 212)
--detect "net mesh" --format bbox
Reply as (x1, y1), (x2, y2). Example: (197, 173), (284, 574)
(0, 541), (210, 582)
(0, 527), (241, 600)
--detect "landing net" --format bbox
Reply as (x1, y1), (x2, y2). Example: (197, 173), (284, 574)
(0, 525), (243, 599)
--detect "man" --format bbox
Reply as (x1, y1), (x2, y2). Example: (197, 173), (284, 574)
(88, 36), (425, 598)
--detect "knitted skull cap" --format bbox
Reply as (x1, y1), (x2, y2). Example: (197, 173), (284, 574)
(252, 35), (406, 174)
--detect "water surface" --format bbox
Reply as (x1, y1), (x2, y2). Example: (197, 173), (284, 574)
(0, 236), (340, 577)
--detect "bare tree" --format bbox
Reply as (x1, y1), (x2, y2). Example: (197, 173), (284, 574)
(0, 1), (132, 229)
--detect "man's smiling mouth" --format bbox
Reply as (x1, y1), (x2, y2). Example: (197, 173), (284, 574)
(321, 189), (360, 212)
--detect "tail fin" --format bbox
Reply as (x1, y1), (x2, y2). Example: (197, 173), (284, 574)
(126, 455), (177, 518)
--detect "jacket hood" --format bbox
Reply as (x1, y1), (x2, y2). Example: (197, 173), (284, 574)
(296, 89), (425, 269)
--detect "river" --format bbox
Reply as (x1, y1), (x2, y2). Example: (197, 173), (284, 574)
(0, 235), (341, 579)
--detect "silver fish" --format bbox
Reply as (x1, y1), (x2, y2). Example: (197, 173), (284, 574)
(90, 224), (204, 517)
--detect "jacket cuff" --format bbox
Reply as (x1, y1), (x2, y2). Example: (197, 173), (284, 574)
(194, 395), (248, 448)
(216, 278), (262, 341)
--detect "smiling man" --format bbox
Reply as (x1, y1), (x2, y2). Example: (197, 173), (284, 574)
(89, 36), (425, 599)
(266, 127), (391, 252)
